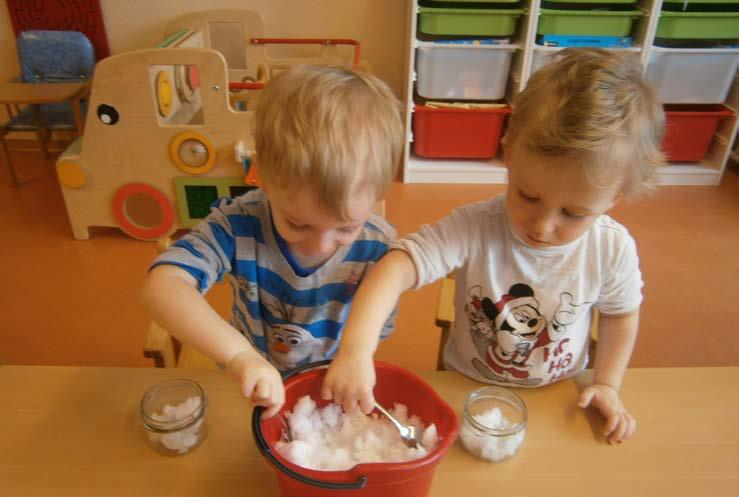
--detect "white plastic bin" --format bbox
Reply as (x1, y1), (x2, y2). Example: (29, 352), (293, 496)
(530, 46), (562, 75)
(416, 41), (519, 100)
(645, 47), (739, 104)
(530, 46), (641, 76)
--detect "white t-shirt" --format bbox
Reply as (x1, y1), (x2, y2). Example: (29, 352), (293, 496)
(392, 195), (643, 387)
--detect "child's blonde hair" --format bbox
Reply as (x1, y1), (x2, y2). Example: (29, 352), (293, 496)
(255, 65), (403, 219)
(506, 48), (665, 197)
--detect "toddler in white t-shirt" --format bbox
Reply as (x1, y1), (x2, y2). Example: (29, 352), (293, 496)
(322, 48), (666, 445)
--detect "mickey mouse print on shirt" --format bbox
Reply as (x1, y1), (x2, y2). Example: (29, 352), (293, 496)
(464, 283), (590, 386)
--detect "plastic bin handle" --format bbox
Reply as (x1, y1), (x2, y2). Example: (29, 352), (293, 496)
(250, 37), (361, 69)
(251, 359), (369, 490)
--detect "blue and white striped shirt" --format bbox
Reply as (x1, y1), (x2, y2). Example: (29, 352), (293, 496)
(151, 189), (396, 372)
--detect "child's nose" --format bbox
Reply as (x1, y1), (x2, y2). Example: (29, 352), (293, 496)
(531, 211), (556, 236)
(306, 233), (335, 255)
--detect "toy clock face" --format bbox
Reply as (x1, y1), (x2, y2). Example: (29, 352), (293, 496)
(170, 131), (216, 175)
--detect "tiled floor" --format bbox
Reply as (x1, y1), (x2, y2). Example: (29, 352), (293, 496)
(1, 150), (738, 369)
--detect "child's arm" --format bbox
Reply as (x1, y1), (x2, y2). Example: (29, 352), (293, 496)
(321, 250), (418, 414)
(578, 310), (639, 444)
(141, 264), (284, 418)
(323, 202), (479, 413)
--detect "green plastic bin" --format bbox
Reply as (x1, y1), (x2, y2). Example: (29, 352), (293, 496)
(418, 7), (525, 36)
(537, 8), (643, 36)
(657, 11), (739, 39)
(662, 0), (739, 3)
(419, 0), (521, 7)
(543, 0), (637, 3)
(425, 0), (520, 2)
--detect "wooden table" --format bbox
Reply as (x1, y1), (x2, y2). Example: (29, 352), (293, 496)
(0, 82), (88, 102)
(0, 82), (87, 185)
(0, 82), (88, 132)
(1, 366), (737, 497)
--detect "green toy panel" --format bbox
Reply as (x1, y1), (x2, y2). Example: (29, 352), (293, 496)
(657, 11), (739, 38)
(157, 29), (191, 48)
(174, 177), (256, 228)
(60, 137), (83, 159)
(229, 185), (257, 198)
(418, 7), (524, 36)
(184, 185), (218, 219)
(537, 9), (643, 36)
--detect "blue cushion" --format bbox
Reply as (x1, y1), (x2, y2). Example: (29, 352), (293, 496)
(17, 30), (95, 84)
(11, 31), (95, 131)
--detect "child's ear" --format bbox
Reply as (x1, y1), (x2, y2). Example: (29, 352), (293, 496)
(501, 135), (510, 167)
(608, 192), (624, 210)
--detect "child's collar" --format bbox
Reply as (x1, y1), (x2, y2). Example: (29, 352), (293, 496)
(268, 206), (319, 278)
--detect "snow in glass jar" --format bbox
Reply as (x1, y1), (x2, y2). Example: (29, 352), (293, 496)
(460, 386), (527, 462)
(140, 378), (208, 455)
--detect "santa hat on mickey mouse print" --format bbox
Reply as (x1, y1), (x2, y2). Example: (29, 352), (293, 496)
(492, 286), (539, 330)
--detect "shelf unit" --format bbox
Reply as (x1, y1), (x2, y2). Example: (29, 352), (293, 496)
(402, 0), (739, 185)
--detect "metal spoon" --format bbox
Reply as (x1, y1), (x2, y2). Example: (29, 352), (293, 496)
(279, 413), (292, 442)
(278, 403), (424, 449)
(374, 402), (424, 449)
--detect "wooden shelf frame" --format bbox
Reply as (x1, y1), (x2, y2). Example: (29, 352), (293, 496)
(401, 0), (739, 185)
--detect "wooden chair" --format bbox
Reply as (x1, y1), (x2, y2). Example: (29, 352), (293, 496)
(142, 237), (217, 369)
(0, 30), (93, 186)
(144, 320), (217, 369)
(434, 277), (599, 371)
(434, 276), (456, 371)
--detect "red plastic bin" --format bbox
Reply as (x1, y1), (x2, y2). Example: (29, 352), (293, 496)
(253, 361), (460, 497)
(662, 104), (734, 162)
(413, 104), (511, 159)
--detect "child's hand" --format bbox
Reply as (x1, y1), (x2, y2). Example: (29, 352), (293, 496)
(226, 348), (285, 419)
(578, 383), (636, 444)
(321, 350), (376, 414)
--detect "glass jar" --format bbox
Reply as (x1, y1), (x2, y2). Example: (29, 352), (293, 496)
(460, 386), (527, 462)
(140, 378), (208, 455)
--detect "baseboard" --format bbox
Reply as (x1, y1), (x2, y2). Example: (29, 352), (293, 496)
(3, 133), (77, 154)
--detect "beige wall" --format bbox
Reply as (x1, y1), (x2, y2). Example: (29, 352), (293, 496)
(0, 1), (19, 81)
(0, 0), (407, 95)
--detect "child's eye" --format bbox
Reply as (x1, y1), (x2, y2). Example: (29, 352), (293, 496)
(339, 226), (358, 234)
(562, 210), (585, 219)
(518, 190), (538, 203)
(287, 220), (307, 230)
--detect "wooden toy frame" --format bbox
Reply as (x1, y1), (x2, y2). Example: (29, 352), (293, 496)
(55, 9), (367, 241)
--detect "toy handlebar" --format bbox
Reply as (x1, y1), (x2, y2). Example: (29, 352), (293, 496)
(250, 37), (362, 69)
(228, 38), (362, 92)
